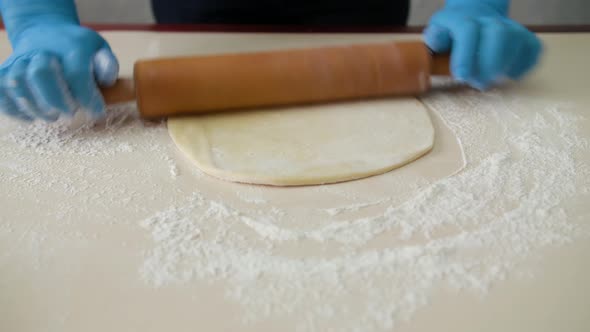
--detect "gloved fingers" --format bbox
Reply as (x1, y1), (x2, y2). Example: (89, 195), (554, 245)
(0, 67), (21, 119)
(26, 52), (77, 119)
(449, 19), (481, 84)
(504, 21), (543, 80)
(429, 14), (481, 83)
(476, 17), (523, 89)
(423, 23), (452, 53)
(93, 46), (119, 87)
(63, 51), (107, 119)
(0, 85), (33, 121)
(3, 58), (57, 121)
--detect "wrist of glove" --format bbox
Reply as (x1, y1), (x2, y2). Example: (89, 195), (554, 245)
(424, 1), (542, 90)
(0, 0), (119, 122)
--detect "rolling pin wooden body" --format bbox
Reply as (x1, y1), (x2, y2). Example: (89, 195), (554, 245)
(101, 41), (450, 119)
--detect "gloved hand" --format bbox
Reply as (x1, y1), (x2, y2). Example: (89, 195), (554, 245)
(0, 0), (119, 121)
(424, 0), (542, 90)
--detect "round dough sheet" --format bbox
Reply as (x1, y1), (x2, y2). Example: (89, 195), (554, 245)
(168, 98), (434, 186)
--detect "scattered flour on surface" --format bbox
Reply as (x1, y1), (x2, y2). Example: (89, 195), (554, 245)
(235, 187), (269, 205)
(162, 154), (180, 178)
(323, 198), (391, 217)
(137, 89), (589, 330)
(1, 90), (589, 332)
(0, 102), (177, 264)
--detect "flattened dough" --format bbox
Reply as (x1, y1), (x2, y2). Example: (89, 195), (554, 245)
(168, 98), (434, 186)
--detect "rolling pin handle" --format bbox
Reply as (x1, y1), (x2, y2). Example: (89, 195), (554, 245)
(428, 48), (451, 76)
(100, 78), (137, 105)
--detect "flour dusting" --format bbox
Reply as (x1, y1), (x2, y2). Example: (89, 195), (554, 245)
(138, 89), (589, 330)
(1, 88), (589, 331)
(323, 198), (391, 216)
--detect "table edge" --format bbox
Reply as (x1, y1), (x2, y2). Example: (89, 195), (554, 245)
(89, 24), (590, 33)
(2, 23), (590, 33)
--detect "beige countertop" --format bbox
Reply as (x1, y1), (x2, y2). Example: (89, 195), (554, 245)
(0, 31), (588, 332)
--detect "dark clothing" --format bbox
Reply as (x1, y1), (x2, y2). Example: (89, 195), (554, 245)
(151, 0), (409, 26)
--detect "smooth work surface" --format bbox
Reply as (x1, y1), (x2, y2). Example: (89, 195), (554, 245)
(0, 31), (588, 332)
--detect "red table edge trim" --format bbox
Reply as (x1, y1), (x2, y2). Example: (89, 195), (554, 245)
(87, 24), (590, 33)
(1, 23), (590, 33)
(88, 24), (425, 33)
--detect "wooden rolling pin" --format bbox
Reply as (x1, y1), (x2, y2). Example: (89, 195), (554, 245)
(101, 40), (450, 119)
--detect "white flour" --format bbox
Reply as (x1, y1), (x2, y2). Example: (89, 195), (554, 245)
(0, 88), (589, 331)
(323, 198), (391, 217)
(138, 89), (589, 330)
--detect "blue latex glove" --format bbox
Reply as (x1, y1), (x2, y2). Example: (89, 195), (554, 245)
(424, 0), (542, 90)
(0, 0), (119, 121)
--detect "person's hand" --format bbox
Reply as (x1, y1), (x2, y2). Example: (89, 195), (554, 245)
(0, 1), (119, 121)
(423, 0), (543, 90)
